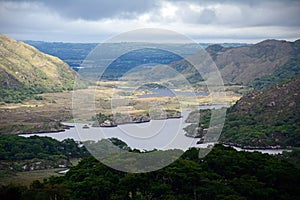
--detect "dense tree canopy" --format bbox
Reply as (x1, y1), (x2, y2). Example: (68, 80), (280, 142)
(1, 144), (299, 200)
(0, 135), (89, 160)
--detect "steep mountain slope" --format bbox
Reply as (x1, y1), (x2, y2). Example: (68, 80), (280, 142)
(220, 75), (300, 148)
(250, 39), (300, 90)
(169, 39), (300, 88)
(0, 34), (84, 102)
(215, 39), (296, 85)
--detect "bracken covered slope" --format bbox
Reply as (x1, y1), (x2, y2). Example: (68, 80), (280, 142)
(213, 40), (296, 84)
(0, 34), (81, 94)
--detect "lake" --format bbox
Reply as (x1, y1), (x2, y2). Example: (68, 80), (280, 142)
(20, 106), (290, 154)
(225, 145), (291, 155)
(137, 88), (208, 98)
(20, 111), (209, 151)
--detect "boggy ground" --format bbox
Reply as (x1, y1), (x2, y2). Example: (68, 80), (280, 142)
(0, 81), (242, 134)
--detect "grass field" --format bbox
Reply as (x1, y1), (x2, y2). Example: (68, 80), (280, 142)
(0, 168), (65, 186)
(0, 159), (81, 186)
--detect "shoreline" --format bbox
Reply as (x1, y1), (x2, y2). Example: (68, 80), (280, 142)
(15, 116), (183, 135)
(14, 123), (74, 135)
(221, 142), (292, 151)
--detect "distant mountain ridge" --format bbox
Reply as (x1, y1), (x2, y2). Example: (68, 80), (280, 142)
(166, 39), (300, 89)
(249, 39), (300, 90)
(24, 39), (300, 89)
(214, 39), (300, 87)
(24, 41), (98, 70)
(0, 34), (85, 102)
(24, 40), (249, 70)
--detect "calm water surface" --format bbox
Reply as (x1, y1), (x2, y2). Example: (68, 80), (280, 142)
(20, 111), (209, 151)
(20, 106), (289, 154)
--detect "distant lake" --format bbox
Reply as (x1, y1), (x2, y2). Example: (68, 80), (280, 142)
(198, 104), (231, 110)
(137, 88), (208, 98)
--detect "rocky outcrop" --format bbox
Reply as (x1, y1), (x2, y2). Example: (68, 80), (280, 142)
(220, 75), (300, 148)
(184, 124), (208, 138)
(93, 111), (181, 127)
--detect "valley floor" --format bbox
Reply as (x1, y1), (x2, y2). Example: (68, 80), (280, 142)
(0, 82), (242, 134)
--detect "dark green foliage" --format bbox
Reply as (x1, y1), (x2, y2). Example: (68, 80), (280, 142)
(3, 144), (299, 199)
(0, 87), (43, 103)
(109, 138), (130, 150)
(139, 83), (167, 89)
(0, 135), (89, 161)
(0, 182), (71, 200)
(83, 139), (183, 173)
(185, 109), (211, 125)
(0, 78), (87, 103)
(184, 109), (226, 137)
(221, 76), (300, 148)
(95, 113), (113, 124)
(0, 184), (27, 200)
(281, 148), (300, 169)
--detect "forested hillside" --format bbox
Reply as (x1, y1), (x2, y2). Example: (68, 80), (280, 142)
(221, 75), (300, 148)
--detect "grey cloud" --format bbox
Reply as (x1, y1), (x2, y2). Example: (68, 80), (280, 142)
(3, 0), (300, 27)
(242, 1), (300, 27)
(186, 8), (217, 25)
(1, 0), (299, 42)
(175, 7), (217, 25)
(198, 9), (217, 24)
(175, 0), (300, 27)
(33, 0), (157, 20)
(172, 0), (299, 6)
(0, 0), (157, 20)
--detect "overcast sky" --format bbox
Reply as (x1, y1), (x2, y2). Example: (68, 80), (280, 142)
(0, 0), (299, 43)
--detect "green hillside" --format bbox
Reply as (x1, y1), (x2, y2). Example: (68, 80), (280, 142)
(0, 34), (85, 103)
(220, 75), (300, 148)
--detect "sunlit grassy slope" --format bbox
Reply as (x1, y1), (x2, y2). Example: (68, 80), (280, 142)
(0, 34), (85, 95)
